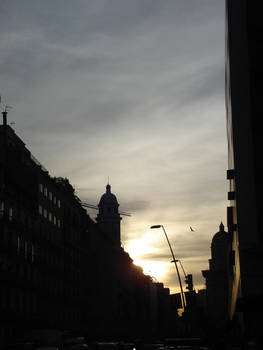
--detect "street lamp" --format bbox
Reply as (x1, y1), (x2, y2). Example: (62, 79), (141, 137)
(150, 224), (186, 311)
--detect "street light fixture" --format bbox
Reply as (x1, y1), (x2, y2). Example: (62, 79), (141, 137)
(150, 224), (186, 311)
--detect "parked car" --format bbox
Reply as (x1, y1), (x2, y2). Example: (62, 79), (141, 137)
(36, 347), (60, 350)
(122, 343), (135, 350)
(62, 336), (89, 350)
(5, 341), (36, 350)
(95, 342), (119, 350)
(143, 343), (165, 350)
(63, 337), (87, 345)
(65, 345), (89, 350)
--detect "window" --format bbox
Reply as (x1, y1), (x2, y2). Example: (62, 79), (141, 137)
(48, 212), (52, 222)
(10, 288), (15, 310)
(53, 216), (57, 225)
(43, 209), (47, 218)
(19, 292), (24, 312)
(53, 196), (57, 205)
(0, 287), (7, 309)
(57, 219), (61, 228)
(57, 199), (61, 208)
(19, 265), (24, 278)
(32, 294), (37, 313)
(39, 183), (43, 193)
(38, 205), (43, 215)
(44, 187), (48, 197)
(0, 201), (4, 217)
(9, 207), (13, 221)
(28, 216), (32, 228)
(49, 192), (52, 201)
(10, 231), (16, 246)
(25, 241), (28, 259)
(17, 236), (21, 252)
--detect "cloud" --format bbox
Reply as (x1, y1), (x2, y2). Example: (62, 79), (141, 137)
(0, 0), (226, 294)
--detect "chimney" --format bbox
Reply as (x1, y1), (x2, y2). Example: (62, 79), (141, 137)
(2, 111), (7, 126)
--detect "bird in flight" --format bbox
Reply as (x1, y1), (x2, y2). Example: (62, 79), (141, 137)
(190, 226), (195, 232)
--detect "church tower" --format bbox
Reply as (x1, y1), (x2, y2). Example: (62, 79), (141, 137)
(96, 184), (122, 246)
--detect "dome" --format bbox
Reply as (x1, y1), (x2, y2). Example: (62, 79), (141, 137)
(212, 222), (228, 246)
(98, 184), (119, 207)
(211, 222), (229, 270)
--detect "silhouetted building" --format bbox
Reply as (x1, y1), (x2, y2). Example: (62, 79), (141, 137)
(225, 0), (263, 343)
(0, 115), (94, 341)
(0, 111), (176, 344)
(202, 223), (230, 332)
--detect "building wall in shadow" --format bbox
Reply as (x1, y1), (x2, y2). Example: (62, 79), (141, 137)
(0, 120), (177, 345)
(225, 0), (263, 344)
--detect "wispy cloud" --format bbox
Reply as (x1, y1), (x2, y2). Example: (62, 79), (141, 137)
(0, 0), (226, 293)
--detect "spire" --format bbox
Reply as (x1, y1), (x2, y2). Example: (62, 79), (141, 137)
(219, 222), (224, 232)
(106, 184), (111, 194)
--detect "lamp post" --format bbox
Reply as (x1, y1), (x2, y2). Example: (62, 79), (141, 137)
(150, 224), (186, 311)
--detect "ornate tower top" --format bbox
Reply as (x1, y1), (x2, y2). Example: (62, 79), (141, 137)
(212, 222), (228, 247)
(98, 184), (119, 212)
(96, 184), (121, 246)
(211, 222), (229, 271)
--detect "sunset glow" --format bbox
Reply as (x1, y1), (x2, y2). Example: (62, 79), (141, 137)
(125, 231), (170, 282)
(133, 259), (170, 282)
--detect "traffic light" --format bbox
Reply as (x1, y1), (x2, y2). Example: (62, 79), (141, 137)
(185, 273), (193, 291)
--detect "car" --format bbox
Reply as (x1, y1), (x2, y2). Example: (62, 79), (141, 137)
(95, 342), (119, 350)
(36, 348), (60, 350)
(64, 345), (89, 350)
(5, 341), (36, 350)
(143, 344), (166, 350)
(63, 337), (87, 345)
(62, 336), (89, 350)
(122, 343), (135, 350)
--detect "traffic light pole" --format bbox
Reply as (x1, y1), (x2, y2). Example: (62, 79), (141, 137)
(185, 274), (193, 292)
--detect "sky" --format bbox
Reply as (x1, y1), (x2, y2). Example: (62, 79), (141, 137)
(0, 0), (227, 293)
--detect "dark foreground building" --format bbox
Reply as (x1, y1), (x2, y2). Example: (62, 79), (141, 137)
(225, 0), (263, 345)
(0, 111), (176, 345)
(0, 111), (94, 339)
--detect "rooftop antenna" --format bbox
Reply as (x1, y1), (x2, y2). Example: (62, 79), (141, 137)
(4, 105), (12, 112)
(2, 106), (12, 126)
(0, 96), (4, 126)
(1, 95), (13, 126)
